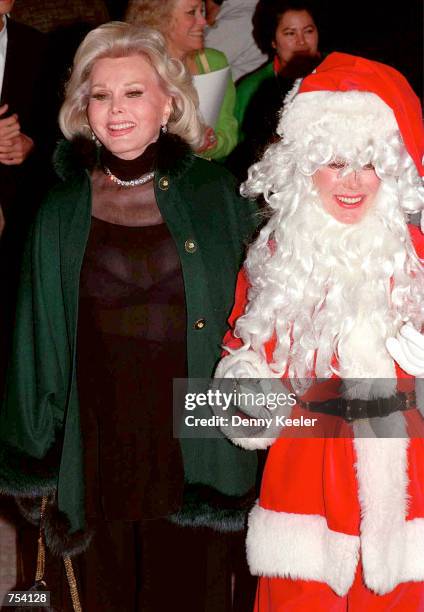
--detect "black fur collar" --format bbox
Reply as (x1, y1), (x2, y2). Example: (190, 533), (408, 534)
(53, 132), (195, 183)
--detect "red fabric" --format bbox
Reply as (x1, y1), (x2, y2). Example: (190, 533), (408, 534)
(254, 562), (424, 611)
(260, 435), (360, 536)
(273, 55), (282, 75)
(299, 52), (424, 177)
(409, 224), (424, 257)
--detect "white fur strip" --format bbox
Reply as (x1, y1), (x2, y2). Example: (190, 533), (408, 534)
(246, 504), (359, 596)
(354, 436), (424, 593)
(231, 436), (276, 450)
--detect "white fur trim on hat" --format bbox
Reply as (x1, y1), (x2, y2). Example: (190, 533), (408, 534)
(278, 90), (399, 158)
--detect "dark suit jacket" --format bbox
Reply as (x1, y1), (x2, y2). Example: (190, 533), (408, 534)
(0, 17), (51, 217)
(0, 18), (54, 395)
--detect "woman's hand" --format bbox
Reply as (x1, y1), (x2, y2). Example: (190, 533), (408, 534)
(196, 126), (217, 153)
(386, 324), (424, 377)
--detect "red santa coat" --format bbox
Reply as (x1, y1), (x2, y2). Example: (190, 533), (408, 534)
(220, 225), (424, 597)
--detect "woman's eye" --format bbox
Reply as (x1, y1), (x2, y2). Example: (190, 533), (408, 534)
(328, 161), (346, 170)
(304, 27), (316, 34)
(91, 92), (107, 101)
(126, 90), (143, 98)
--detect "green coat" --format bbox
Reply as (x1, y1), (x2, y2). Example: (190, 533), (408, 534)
(0, 136), (258, 546)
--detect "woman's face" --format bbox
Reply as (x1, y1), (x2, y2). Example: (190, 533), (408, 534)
(166, 0), (206, 59)
(312, 161), (381, 225)
(87, 55), (172, 160)
(273, 9), (319, 66)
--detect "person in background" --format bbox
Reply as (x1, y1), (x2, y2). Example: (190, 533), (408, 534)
(0, 21), (258, 612)
(216, 52), (424, 610)
(204, 0), (267, 83)
(125, 0), (238, 161)
(228, 0), (322, 181)
(0, 0), (54, 397)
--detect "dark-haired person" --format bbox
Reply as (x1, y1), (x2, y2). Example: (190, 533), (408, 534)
(228, 0), (322, 181)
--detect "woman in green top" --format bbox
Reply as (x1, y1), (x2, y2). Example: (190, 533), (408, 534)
(228, 0), (322, 180)
(126, 0), (238, 161)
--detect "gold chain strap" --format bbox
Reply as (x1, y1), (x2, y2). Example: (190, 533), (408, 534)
(35, 496), (48, 583)
(34, 495), (83, 612)
(63, 555), (82, 612)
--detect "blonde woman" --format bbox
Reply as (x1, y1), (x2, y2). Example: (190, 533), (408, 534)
(0, 22), (257, 611)
(126, 0), (238, 160)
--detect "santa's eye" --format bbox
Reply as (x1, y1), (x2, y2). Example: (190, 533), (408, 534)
(328, 160), (346, 170)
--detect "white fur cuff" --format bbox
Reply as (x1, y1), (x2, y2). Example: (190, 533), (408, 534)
(247, 504), (360, 596)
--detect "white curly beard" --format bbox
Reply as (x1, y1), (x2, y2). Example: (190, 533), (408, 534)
(235, 184), (424, 388)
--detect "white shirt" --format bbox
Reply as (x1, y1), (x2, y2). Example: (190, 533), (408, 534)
(205, 0), (267, 82)
(0, 15), (8, 99)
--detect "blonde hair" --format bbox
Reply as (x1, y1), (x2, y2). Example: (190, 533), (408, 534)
(59, 21), (203, 148)
(125, 0), (177, 35)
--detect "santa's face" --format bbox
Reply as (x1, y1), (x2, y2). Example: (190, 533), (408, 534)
(312, 161), (381, 225)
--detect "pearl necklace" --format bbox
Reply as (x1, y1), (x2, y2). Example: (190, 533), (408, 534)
(104, 166), (155, 188)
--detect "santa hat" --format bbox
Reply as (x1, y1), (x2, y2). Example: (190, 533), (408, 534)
(278, 52), (424, 178)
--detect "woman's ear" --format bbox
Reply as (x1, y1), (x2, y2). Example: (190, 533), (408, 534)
(162, 96), (173, 126)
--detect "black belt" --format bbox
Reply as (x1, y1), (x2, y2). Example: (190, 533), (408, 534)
(297, 391), (416, 422)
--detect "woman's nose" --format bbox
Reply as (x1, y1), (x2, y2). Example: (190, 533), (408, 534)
(110, 97), (123, 114)
(197, 11), (207, 27)
(297, 32), (306, 46)
(342, 169), (361, 189)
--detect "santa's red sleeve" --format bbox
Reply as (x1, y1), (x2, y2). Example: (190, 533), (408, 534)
(221, 266), (250, 352)
(408, 223), (424, 257)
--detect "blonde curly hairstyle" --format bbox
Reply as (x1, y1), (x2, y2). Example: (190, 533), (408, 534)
(125, 0), (177, 35)
(59, 21), (203, 148)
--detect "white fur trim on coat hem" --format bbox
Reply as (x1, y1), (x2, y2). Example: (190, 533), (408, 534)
(246, 504), (360, 596)
(231, 436), (276, 450)
(354, 436), (424, 594)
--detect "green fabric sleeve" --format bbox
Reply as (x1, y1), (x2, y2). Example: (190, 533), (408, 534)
(195, 48), (238, 161)
(0, 194), (68, 493)
(235, 62), (274, 143)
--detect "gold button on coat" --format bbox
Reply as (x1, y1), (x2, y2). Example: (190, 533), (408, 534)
(184, 239), (197, 253)
(194, 318), (206, 330)
(158, 176), (170, 190)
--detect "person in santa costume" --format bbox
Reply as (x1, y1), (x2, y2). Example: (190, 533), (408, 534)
(215, 52), (424, 610)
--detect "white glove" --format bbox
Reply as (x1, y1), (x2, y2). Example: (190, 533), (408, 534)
(214, 349), (277, 379)
(386, 323), (424, 377)
(214, 349), (282, 417)
(213, 350), (292, 448)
